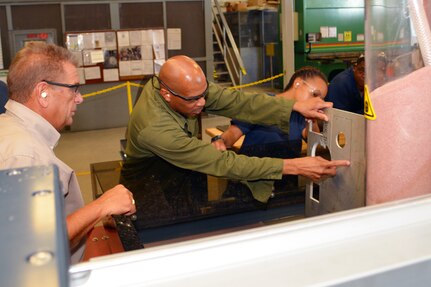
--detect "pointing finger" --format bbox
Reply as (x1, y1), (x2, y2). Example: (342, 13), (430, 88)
(328, 160), (351, 167)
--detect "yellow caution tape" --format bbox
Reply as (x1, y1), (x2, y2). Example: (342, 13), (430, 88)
(80, 72), (286, 114)
(81, 82), (145, 99)
(229, 72), (285, 90)
(81, 83), (128, 98)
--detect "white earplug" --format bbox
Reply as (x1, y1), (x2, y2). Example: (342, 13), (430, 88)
(41, 92), (48, 98)
(295, 82), (300, 88)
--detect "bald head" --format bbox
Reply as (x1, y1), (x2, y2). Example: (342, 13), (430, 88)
(159, 56), (207, 96)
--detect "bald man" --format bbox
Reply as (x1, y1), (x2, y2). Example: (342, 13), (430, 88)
(0, 42), (136, 263)
(122, 55), (349, 226)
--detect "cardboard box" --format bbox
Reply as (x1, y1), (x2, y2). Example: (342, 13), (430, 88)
(248, 0), (265, 7)
(234, 2), (248, 11)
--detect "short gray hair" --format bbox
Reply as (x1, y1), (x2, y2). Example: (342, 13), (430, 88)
(7, 42), (78, 103)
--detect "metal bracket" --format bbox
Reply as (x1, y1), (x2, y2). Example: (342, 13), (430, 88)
(0, 165), (68, 287)
(305, 108), (366, 216)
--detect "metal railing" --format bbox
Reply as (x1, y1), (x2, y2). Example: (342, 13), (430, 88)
(212, 0), (247, 87)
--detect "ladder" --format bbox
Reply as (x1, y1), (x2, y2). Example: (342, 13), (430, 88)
(212, 0), (247, 87)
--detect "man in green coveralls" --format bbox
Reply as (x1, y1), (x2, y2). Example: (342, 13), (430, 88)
(121, 55), (349, 228)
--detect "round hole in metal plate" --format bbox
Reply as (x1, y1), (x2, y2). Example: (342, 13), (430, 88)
(337, 132), (346, 148)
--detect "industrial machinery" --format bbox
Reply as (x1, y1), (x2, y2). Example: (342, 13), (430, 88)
(294, 0), (365, 80)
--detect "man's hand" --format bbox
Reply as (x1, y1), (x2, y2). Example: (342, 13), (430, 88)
(211, 138), (227, 151)
(282, 156), (350, 182)
(96, 184), (136, 216)
(293, 97), (333, 122)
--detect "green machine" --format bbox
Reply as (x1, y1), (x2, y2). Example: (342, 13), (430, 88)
(294, 0), (365, 81)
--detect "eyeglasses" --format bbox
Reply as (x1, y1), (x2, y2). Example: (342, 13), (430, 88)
(302, 80), (322, 98)
(42, 80), (81, 94)
(153, 76), (208, 102)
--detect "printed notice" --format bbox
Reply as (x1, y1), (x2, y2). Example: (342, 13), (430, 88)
(167, 28), (181, 50)
(344, 31), (352, 42)
(103, 69), (119, 82)
(90, 50), (104, 64)
(142, 60), (154, 75)
(141, 44), (153, 60)
(93, 32), (106, 48)
(105, 32), (117, 49)
(152, 29), (165, 44)
(82, 33), (95, 49)
(117, 31), (130, 47)
(84, 66), (101, 80)
(329, 27), (337, 38)
(320, 26), (329, 38)
(130, 30), (143, 46)
(142, 30), (153, 45)
(153, 43), (165, 60)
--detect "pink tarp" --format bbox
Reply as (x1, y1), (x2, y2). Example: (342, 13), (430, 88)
(366, 66), (431, 204)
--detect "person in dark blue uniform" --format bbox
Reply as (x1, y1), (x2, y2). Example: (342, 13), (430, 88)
(212, 66), (328, 194)
(325, 54), (365, 114)
(0, 81), (8, 114)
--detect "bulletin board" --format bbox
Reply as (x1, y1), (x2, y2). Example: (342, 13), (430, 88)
(65, 28), (167, 84)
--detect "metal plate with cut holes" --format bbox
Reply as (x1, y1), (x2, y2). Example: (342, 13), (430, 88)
(0, 165), (69, 287)
(306, 108), (365, 216)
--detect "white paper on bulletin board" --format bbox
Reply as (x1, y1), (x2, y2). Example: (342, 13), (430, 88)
(142, 30), (153, 45)
(142, 60), (154, 75)
(152, 29), (165, 44)
(105, 32), (117, 49)
(117, 31), (130, 47)
(82, 33), (95, 50)
(103, 69), (119, 82)
(90, 50), (104, 64)
(93, 32), (106, 48)
(167, 28), (181, 50)
(84, 66), (101, 80)
(119, 61), (131, 76)
(129, 30), (143, 46)
(141, 44), (153, 60)
(153, 44), (165, 60)
(130, 60), (144, 75)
